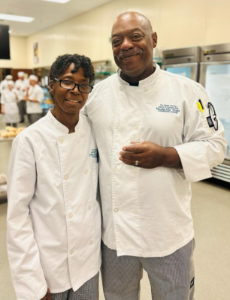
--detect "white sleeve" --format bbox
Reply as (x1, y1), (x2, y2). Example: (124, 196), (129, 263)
(36, 87), (44, 103)
(7, 139), (47, 300)
(1, 91), (5, 104)
(174, 83), (227, 182)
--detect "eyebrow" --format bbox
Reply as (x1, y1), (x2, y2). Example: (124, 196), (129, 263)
(112, 27), (144, 38)
(61, 76), (89, 83)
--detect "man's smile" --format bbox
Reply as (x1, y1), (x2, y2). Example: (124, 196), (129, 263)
(65, 98), (82, 104)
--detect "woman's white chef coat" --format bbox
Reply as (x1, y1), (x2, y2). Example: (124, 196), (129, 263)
(7, 111), (101, 300)
(0, 79), (9, 93)
(84, 63), (227, 258)
(1, 89), (20, 123)
(26, 84), (44, 114)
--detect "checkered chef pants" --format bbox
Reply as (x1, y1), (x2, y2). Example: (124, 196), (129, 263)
(101, 239), (195, 300)
(50, 273), (99, 300)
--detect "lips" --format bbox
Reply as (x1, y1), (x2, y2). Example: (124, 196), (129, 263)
(65, 99), (82, 105)
(118, 48), (143, 59)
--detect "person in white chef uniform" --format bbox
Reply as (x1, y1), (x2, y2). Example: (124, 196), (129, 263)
(84, 12), (227, 300)
(7, 54), (101, 300)
(0, 74), (13, 93)
(0, 80), (20, 127)
(15, 71), (28, 123)
(23, 74), (44, 124)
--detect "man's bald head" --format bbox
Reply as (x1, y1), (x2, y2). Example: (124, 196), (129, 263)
(112, 12), (153, 35)
(111, 11), (157, 82)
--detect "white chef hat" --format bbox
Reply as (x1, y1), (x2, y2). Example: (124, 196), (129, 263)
(18, 71), (25, 77)
(7, 80), (14, 86)
(29, 75), (38, 82)
(6, 75), (13, 80)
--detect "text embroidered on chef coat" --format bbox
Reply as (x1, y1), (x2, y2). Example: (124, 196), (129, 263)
(156, 104), (180, 114)
(89, 149), (99, 162)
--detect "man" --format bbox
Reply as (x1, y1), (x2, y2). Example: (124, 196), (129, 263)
(15, 71), (28, 123)
(24, 74), (44, 124)
(84, 12), (227, 300)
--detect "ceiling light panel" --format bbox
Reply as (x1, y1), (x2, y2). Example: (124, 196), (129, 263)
(41, 0), (71, 3)
(0, 14), (34, 23)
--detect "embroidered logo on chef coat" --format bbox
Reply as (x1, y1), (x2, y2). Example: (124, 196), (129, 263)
(89, 149), (99, 162)
(156, 104), (180, 114)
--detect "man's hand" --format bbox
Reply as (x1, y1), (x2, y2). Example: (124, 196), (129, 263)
(1, 106), (4, 114)
(40, 288), (51, 300)
(119, 141), (182, 169)
(23, 97), (29, 101)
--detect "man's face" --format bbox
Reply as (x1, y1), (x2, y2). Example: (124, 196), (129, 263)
(18, 76), (24, 80)
(111, 13), (157, 79)
(49, 63), (90, 115)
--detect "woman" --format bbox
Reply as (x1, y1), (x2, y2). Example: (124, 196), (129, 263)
(1, 81), (20, 127)
(7, 54), (101, 300)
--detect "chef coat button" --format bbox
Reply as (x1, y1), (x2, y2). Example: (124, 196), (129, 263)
(120, 86), (124, 92)
(81, 133), (85, 138)
(135, 125), (139, 130)
(133, 210), (138, 215)
(112, 166), (117, 173)
(90, 240), (94, 245)
(143, 88), (149, 92)
(132, 135), (138, 141)
(84, 169), (88, 174)
(115, 123), (120, 129)
(58, 137), (63, 143)
(64, 174), (69, 180)
(132, 168), (137, 174)
(68, 213), (73, 219)
(88, 205), (92, 210)
(70, 249), (75, 255)
(114, 208), (118, 212)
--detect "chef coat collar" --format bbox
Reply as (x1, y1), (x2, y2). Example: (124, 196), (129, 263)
(117, 62), (160, 87)
(46, 109), (82, 134)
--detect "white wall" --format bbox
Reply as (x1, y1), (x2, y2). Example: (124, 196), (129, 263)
(1, 0), (230, 69)
(0, 36), (28, 69)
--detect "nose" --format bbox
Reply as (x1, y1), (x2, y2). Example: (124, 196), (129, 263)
(120, 37), (133, 50)
(71, 84), (81, 94)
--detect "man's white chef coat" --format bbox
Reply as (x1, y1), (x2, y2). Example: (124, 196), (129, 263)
(84, 63), (227, 258)
(7, 110), (101, 300)
(15, 78), (28, 100)
(1, 89), (20, 123)
(26, 84), (44, 114)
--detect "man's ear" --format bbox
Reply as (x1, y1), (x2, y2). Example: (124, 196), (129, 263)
(152, 32), (157, 49)
(49, 81), (55, 95)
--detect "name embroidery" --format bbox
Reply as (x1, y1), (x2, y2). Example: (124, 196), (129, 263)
(89, 149), (99, 162)
(156, 104), (180, 114)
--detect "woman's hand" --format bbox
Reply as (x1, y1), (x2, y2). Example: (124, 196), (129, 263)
(40, 288), (52, 300)
(1, 105), (4, 114)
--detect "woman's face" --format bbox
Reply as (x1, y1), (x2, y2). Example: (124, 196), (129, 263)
(50, 63), (90, 115)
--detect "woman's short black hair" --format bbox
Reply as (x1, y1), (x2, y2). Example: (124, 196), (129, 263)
(49, 54), (94, 84)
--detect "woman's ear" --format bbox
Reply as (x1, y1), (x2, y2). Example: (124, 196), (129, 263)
(49, 81), (55, 95)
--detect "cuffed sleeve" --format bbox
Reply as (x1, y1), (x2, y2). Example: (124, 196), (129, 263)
(1, 92), (5, 104)
(174, 84), (227, 182)
(7, 139), (47, 300)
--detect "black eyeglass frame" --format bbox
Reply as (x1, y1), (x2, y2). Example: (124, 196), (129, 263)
(54, 78), (93, 94)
